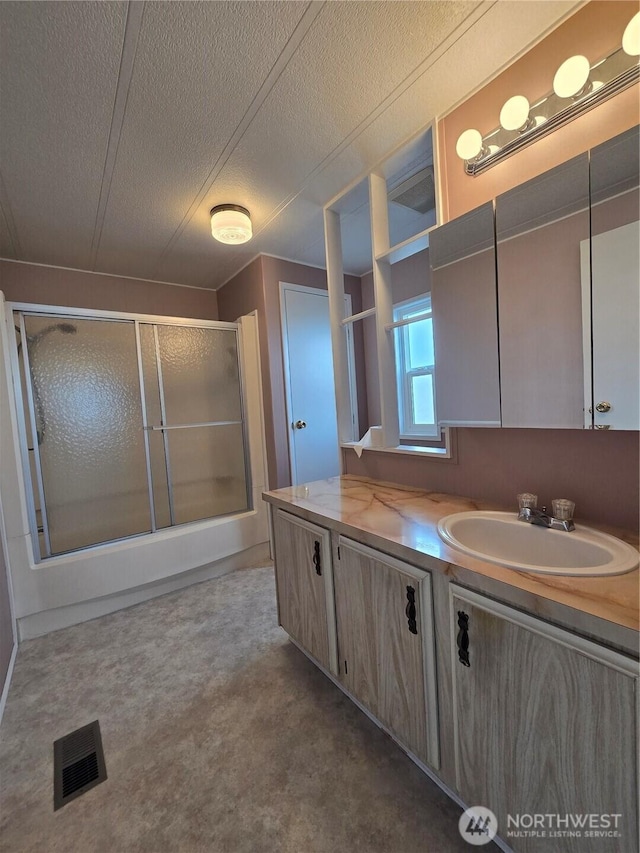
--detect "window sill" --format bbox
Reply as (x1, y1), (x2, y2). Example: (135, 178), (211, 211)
(341, 427), (456, 462)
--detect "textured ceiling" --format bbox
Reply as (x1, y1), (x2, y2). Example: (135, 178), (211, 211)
(0, 1), (581, 290)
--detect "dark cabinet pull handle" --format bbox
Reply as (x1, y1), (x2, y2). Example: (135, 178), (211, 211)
(312, 540), (322, 576)
(405, 586), (417, 634)
(457, 610), (470, 667)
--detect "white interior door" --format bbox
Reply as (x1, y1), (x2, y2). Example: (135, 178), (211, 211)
(590, 222), (640, 430)
(281, 283), (350, 485)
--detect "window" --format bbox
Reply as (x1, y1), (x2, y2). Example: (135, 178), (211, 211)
(393, 295), (437, 437)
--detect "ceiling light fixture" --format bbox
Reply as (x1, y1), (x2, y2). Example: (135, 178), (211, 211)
(210, 205), (252, 244)
(456, 14), (640, 176)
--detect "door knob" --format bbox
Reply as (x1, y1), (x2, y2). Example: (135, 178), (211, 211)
(293, 420), (307, 430)
(595, 401), (611, 413)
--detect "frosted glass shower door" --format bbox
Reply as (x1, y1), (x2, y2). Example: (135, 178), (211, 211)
(22, 316), (151, 555)
(16, 312), (250, 559)
(140, 324), (250, 525)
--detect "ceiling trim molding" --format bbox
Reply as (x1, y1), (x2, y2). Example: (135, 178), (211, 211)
(240, 0), (498, 251)
(214, 252), (263, 291)
(0, 257), (215, 292)
(149, 0), (326, 280)
(437, 0), (586, 120)
(215, 251), (371, 291)
(89, 0), (146, 269)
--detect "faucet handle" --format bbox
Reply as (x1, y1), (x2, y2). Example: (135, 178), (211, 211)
(517, 493), (538, 510)
(552, 498), (575, 520)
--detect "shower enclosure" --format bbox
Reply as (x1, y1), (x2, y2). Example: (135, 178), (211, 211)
(11, 308), (251, 560)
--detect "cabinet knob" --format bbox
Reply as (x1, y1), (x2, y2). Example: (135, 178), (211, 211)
(595, 401), (611, 413)
(293, 420), (307, 430)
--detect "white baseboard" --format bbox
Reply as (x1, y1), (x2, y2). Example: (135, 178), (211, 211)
(0, 641), (18, 729)
(17, 541), (271, 641)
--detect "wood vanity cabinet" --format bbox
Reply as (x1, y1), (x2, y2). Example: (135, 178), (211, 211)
(272, 509), (337, 674)
(268, 495), (638, 853)
(333, 537), (438, 767)
(450, 585), (639, 853)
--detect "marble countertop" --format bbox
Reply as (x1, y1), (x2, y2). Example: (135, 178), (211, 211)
(263, 475), (639, 643)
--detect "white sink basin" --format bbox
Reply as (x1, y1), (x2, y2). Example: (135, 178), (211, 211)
(437, 511), (639, 576)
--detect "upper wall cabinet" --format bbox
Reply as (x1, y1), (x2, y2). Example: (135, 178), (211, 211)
(429, 125), (638, 432)
(495, 154), (590, 429)
(430, 202), (501, 427)
(586, 126), (639, 431)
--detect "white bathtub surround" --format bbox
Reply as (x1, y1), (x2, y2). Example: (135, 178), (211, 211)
(0, 297), (269, 635)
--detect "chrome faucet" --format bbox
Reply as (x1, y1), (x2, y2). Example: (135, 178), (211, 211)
(517, 494), (575, 532)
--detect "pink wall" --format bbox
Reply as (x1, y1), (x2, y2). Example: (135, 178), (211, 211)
(344, 428), (639, 534)
(0, 260), (219, 319)
(218, 255), (366, 489)
(439, 2), (640, 222)
(359, 271), (379, 426)
(361, 250), (431, 428)
(262, 256), (366, 489)
(216, 255), (273, 479)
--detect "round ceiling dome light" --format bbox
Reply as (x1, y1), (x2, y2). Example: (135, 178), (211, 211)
(455, 128), (484, 161)
(622, 11), (640, 56)
(499, 95), (532, 132)
(210, 205), (252, 244)
(553, 55), (591, 98)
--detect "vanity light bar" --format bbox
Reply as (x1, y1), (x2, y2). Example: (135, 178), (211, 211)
(458, 40), (640, 176)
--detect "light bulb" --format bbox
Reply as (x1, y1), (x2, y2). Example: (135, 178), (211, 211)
(553, 55), (591, 99)
(499, 95), (531, 131)
(622, 11), (640, 56)
(210, 205), (252, 244)
(455, 128), (483, 161)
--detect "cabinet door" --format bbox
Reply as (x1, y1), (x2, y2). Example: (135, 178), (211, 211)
(430, 202), (501, 428)
(587, 125), (640, 431)
(334, 538), (438, 766)
(272, 510), (336, 673)
(451, 585), (638, 853)
(496, 154), (589, 428)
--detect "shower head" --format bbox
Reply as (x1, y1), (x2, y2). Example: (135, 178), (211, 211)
(14, 321), (77, 354)
(29, 322), (78, 345)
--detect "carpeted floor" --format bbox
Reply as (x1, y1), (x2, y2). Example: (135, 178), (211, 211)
(0, 565), (485, 853)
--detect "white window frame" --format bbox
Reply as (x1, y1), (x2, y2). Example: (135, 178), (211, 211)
(393, 295), (438, 438)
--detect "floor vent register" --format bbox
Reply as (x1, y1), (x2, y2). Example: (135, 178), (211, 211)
(53, 720), (107, 810)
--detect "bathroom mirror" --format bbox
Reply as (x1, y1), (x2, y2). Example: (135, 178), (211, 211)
(586, 125), (639, 430)
(430, 201), (501, 427)
(495, 153), (590, 428)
